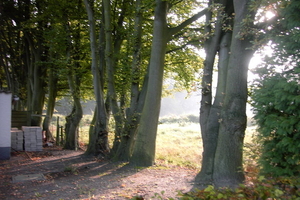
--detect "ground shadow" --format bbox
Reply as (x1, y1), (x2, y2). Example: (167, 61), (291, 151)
(0, 148), (197, 199)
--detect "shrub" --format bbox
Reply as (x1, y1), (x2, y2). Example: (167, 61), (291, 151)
(251, 72), (300, 177)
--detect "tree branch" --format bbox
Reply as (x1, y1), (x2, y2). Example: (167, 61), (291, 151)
(166, 39), (202, 54)
(168, 8), (208, 39)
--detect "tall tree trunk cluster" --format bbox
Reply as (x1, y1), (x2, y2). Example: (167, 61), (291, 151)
(0, 1), (48, 125)
(198, 0), (257, 188)
(1, 1), (86, 143)
(83, 0), (207, 164)
(84, 0), (110, 156)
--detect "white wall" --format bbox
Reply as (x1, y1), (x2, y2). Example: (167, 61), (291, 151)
(0, 91), (12, 160)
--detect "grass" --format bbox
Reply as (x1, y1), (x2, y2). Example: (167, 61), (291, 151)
(52, 114), (257, 170)
(156, 121), (202, 169)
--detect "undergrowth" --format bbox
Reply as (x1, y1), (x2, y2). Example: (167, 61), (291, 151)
(178, 176), (300, 200)
(131, 175), (300, 200)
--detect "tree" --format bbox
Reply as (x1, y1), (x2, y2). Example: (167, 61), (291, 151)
(0, 0), (48, 123)
(197, 0), (265, 188)
(83, 0), (204, 159)
(25, 1), (51, 126)
(1, 0), (94, 146)
(103, 0), (129, 154)
(84, 0), (110, 155)
(42, 66), (58, 141)
(251, 0), (300, 177)
(0, 0), (28, 95)
(64, 18), (84, 150)
(130, 0), (207, 166)
(129, 0), (169, 166)
(42, 0), (84, 142)
(112, 0), (146, 161)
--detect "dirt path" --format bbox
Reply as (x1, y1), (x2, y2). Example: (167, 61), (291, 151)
(0, 148), (198, 200)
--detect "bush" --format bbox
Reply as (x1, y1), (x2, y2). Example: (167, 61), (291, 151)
(251, 72), (300, 177)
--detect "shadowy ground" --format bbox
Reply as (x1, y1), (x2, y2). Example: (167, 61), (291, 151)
(0, 147), (197, 200)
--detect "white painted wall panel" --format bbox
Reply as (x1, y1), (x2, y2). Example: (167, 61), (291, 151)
(0, 92), (12, 147)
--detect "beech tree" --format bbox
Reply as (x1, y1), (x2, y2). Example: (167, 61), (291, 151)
(197, 0), (279, 188)
(130, 0), (207, 166)
(83, 0), (204, 158)
(42, 66), (58, 141)
(198, 0), (258, 188)
(1, 0), (93, 145)
(0, 0), (48, 125)
(64, 18), (84, 150)
(112, 0), (147, 161)
(84, 0), (110, 155)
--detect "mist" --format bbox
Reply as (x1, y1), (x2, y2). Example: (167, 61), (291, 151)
(159, 91), (200, 117)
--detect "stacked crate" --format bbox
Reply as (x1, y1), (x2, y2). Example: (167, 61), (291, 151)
(22, 126), (43, 151)
(11, 128), (24, 151)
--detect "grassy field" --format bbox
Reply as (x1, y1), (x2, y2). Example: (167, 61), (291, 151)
(156, 121), (202, 169)
(52, 114), (257, 170)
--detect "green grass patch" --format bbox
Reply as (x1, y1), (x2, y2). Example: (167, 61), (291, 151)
(53, 114), (258, 171)
(156, 121), (202, 169)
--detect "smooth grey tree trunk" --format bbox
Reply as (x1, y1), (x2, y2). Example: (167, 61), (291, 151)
(64, 70), (83, 150)
(198, 0), (234, 183)
(130, 0), (169, 166)
(198, 0), (255, 188)
(42, 67), (58, 141)
(84, 0), (110, 156)
(64, 20), (83, 150)
(30, 46), (46, 126)
(213, 0), (255, 188)
(114, 70), (148, 161)
(130, 1), (207, 166)
(103, 0), (125, 155)
(198, 0), (224, 183)
(113, 0), (145, 161)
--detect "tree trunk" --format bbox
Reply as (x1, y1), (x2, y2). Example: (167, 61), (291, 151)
(42, 67), (58, 141)
(63, 16), (83, 150)
(30, 47), (46, 126)
(84, 0), (110, 156)
(113, 0), (145, 161)
(198, 0), (255, 188)
(130, 0), (169, 166)
(103, 0), (125, 155)
(64, 71), (83, 150)
(26, 11), (49, 126)
(198, 0), (224, 183)
(198, 32), (233, 184)
(114, 69), (148, 161)
(213, 0), (255, 188)
(129, 1), (207, 166)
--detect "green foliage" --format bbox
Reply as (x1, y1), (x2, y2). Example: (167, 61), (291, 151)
(243, 132), (261, 178)
(164, 49), (203, 94)
(251, 73), (300, 177)
(180, 176), (300, 199)
(250, 0), (300, 177)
